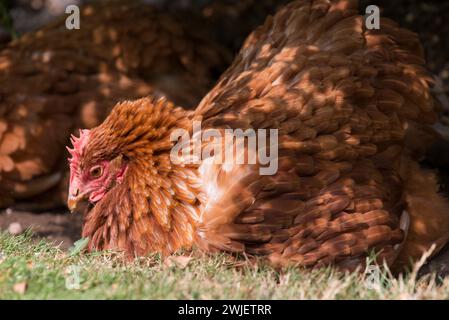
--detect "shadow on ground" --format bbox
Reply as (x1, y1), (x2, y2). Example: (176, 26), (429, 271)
(0, 209), (82, 249)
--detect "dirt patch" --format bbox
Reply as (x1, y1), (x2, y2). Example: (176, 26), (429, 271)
(0, 209), (82, 250)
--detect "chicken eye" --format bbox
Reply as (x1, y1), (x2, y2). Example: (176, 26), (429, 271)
(89, 166), (103, 178)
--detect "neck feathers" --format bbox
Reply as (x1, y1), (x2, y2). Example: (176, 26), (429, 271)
(82, 97), (204, 256)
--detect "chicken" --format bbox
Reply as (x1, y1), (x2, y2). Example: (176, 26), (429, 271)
(0, 0), (230, 208)
(67, 0), (449, 271)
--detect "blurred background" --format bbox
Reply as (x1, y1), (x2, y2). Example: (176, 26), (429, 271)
(1, 0), (448, 83)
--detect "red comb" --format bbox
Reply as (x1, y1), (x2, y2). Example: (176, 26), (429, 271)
(67, 129), (90, 165)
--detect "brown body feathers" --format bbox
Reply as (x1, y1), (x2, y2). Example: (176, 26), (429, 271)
(70, 0), (449, 271)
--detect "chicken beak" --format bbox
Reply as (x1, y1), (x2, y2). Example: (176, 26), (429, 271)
(67, 192), (88, 214)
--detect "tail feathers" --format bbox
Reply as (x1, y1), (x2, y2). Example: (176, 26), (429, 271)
(393, 158), (449, 270)
(394, 210), (410, 252)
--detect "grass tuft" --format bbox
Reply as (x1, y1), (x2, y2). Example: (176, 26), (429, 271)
(0, 231), (449, 299)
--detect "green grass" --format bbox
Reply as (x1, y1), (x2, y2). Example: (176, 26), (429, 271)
(1, 230), (449, 299)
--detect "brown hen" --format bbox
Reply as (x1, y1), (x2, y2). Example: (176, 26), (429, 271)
(0, 0), (230, 208)
(68, 0), (449, 271)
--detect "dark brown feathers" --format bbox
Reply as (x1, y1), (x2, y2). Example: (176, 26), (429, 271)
(194, 0), (448, 270)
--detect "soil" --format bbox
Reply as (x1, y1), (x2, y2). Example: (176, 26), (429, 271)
(0, 209), (82, 249)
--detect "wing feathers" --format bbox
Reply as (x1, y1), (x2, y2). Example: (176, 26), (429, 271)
(195, 0), (437, 269)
